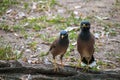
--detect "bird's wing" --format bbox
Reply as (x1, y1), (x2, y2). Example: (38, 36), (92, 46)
(77, 33), (95, 55)
(46, 39), (58, 55)
(49, 39), (58, 51)
(88, 33), (95, 54)
(91, 33), (95, 44)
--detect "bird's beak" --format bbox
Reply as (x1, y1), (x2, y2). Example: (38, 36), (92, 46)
(61, 35), (64, 39)
(82, 24), (86, 27)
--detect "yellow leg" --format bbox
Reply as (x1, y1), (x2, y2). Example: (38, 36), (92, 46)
(53, 59), (59, 72)
(86, 58), (90, 70)
(86, 61), (89, 69)
(75, 57), (82, 70)
(83, 58), (90, 72)
(79, 57), (83, 67)
(60, 55), (64, 69)
(83, 63), (89, 72)
(60, 59), (64, 69)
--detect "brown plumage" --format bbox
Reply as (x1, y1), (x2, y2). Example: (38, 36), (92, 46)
(47, 30), (69, 71)
(77, 21), (95, 67)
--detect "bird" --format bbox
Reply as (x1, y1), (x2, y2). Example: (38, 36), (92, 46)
(77, 21), (95, 68)
(47, 30), (69, 71)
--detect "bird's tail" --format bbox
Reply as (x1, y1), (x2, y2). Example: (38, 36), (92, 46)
(82, 55), (95, 64)
(45, 47), (52, 56)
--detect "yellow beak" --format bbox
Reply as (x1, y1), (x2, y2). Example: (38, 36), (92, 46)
(61, 35), (64, 39)
(82, 24), (86, 27)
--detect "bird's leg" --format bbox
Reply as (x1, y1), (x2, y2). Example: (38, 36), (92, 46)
(87, 60), (90, 69)
(60, 54), (64, 69)
(82, 57), (90, 72)
(75, 56), (82, 70)
(53, 56), (59, 72)
(80, 56), (83, 67)
(86, 57), (91, 70)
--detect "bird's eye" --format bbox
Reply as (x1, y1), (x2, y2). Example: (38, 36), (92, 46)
(65, 33), (68, 36)
(87, 25), (90, 27)
(82, 24), (86, 26)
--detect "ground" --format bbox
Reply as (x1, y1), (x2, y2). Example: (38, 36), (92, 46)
(0, 0), (120, 70)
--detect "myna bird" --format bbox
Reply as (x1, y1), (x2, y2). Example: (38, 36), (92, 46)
(47, 30), (69, 71)
(77, 21), (95, 68)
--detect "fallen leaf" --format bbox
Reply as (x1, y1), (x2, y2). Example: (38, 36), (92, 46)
(95, 16), (103, 20)
(94, 33), (100, 39)
(74, 6), (81, 9)
(30, 54), (38, 58)
(102, 17), (109, 20)
(16, 12), (26, 19)
(57, 9), (65, 13)
(95, 16), (109, 20)
(6, 9), (12, 14)
(28, 60), (32, 64)
(22, 57), (27, 62)
(23, 23), (29, 27)
(32, 2), (37, 10)
(73, 11), (78, 15)
(65, 26), (79, 32)
(25, 49), (32, 53)
(14, 33), (19, 37)
(44, 57), (51, 64)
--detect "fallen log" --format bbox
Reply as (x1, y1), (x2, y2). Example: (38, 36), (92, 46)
(0, 60), (120, 80)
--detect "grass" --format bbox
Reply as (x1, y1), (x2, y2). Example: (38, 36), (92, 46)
(28, 41), (37, 49)
(69, 31), (77, 41)
(18, 11), (81, 42)
(33, 23), (42, 31)
(0, 22), (24, 32)
(39, 52), (48, 57)
(65, 44), (74, 58)
(0, 0), (18, 15)
(0, 38), (23, 60)
(0, 0), (82, 34)
(102, 23), (118, 36)
(0, 23), (10, 32)
(23, 2), (29, 9)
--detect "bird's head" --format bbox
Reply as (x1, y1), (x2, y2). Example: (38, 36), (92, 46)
(60, 30), (68, 39)
(80, 21), (90, 31)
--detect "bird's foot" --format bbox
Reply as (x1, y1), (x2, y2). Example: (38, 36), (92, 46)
(54, 66), (59, 72)
(60, 62), (64, 69)
(53, 62), (59, 72)
(75, 63), (81, 71)
(81, 66), (89, 72)
(80, 63), (90, 72)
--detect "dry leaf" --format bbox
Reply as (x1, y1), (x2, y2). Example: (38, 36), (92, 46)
(6, 9), (12, 14)
(32, 2), (37, 10)
(57, 9), (65, 13)
(74, 6), (81, 9)
(94, 33), (100, 39)
(65, 26), (79, 32)
(22, 57), (28, 62)
(30, 54), (38, 58)
(73, 11), (78, 15)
